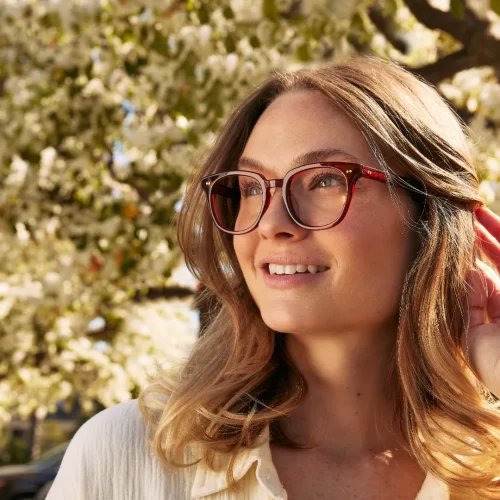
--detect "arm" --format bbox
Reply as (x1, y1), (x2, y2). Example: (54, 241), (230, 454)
(45, 400), (141, 500)
(45, 416), (96, 500)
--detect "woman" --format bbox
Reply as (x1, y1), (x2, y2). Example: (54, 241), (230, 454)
(47, 57), (500, 500)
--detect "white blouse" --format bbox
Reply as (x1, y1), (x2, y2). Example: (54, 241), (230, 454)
(46, 400), (449, 499)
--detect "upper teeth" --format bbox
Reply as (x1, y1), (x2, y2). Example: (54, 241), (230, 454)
(268, 264), (328, 275)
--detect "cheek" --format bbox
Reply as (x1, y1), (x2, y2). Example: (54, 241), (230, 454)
(233, 235), (257, 280)
(347, 190), (417, 250)
(338, 204), (417, 293)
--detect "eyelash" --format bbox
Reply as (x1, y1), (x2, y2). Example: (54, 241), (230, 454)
(237, 170), (344, 197)
(239, 181), (262, 197)
(306, 172), (344, 189)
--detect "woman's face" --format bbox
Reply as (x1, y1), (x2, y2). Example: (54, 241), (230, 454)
(233, 90), (419, 337)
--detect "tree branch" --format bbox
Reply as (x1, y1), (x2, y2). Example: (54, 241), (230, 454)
(403, 0), (488, 46)
(368, 5), (410, 54)
(403, 0), (500, 88)
(132, 285), (194, 302)
(411, 48), (478, 85)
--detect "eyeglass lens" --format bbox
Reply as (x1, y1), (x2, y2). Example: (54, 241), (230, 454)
(210, 166), (348, 232)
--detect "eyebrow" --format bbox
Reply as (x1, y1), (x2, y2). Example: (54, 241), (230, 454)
(237, 148), (363, 173)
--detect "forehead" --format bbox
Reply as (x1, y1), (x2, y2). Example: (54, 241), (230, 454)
(240, 90), (379, 175)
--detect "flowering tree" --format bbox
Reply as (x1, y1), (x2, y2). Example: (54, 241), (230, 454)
(0, 0), (499, 436)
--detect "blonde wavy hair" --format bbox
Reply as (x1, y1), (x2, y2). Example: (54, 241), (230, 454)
(139, 57), (500, 498)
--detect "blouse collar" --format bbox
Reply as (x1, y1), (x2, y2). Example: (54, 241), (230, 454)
(191, 425), (286, 499)
(191, 425), (449, 500)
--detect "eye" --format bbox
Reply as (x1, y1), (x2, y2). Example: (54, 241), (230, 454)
(240, 181), (262, 197)
(318, 177), (333, 188)
(309, 173), (343, 189)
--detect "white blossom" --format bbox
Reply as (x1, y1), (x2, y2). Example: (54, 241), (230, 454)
(0, 0), (498, 432)
(5, 155), (29, 188)
(82, 78), (106, 96)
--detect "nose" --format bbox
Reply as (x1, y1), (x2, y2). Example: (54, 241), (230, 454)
(257, 187), (309, 240)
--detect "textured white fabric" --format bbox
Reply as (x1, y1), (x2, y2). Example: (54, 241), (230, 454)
(46, 399), (449, 500)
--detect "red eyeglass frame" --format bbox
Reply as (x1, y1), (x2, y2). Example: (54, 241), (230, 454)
(201, 161), (396, 235)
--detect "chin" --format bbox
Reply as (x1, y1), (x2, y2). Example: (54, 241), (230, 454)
(260, 307), (313, 335)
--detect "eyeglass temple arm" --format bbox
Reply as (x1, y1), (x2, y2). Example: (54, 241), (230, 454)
(362, 168), (416, 193)
(362, 168), (387, 183)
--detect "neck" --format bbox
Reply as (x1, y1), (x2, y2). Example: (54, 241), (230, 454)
(280, 325), (405, 460)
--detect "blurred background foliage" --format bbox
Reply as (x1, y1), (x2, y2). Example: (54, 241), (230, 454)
(1, 0), (500, 462)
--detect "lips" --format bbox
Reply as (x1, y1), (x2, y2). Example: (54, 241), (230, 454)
(261, 263), (329, 290)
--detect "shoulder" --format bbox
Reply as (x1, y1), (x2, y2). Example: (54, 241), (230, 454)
(47, 400), (183, 500)
(63, 399), (149, 465)
(75, 399), (147, 446)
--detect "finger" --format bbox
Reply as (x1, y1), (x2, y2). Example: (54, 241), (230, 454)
(475, 221), (500, 265)
(466, 265), (488, 329)
(475, 260), (500, 324)
(475, 207), (500, 241)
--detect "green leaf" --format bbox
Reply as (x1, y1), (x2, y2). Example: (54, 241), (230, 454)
(223, 6), (234, 19)
(120, 257), (138, 275)
(263, 0), (279, 22)
(249, 35), (261, 48)
(224, 34), (236, 53)
(350, 12), (364, 31)
(152, 206), (175, 226)
(491, 0), (500, 15)
(381, 0), (398, 16)
(296, 42), (311, 62)
(198, 4), (210, 24)
(40, 12), (61, 29)
(450, 0), (465, 18)
(151, 30), (170, 58)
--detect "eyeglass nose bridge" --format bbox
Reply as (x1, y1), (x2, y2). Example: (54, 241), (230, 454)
(262, 178), (286, 209)
(262, 178), (286, 207)
(265, 179), (284, 189)
(260, 178), (293, 226)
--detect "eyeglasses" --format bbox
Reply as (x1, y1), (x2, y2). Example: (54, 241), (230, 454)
(201, 161), (397, 235)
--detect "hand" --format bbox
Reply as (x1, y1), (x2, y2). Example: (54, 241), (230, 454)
(463, 207), (500, 398)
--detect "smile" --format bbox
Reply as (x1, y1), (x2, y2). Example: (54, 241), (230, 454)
(267, 264), (330, 275)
